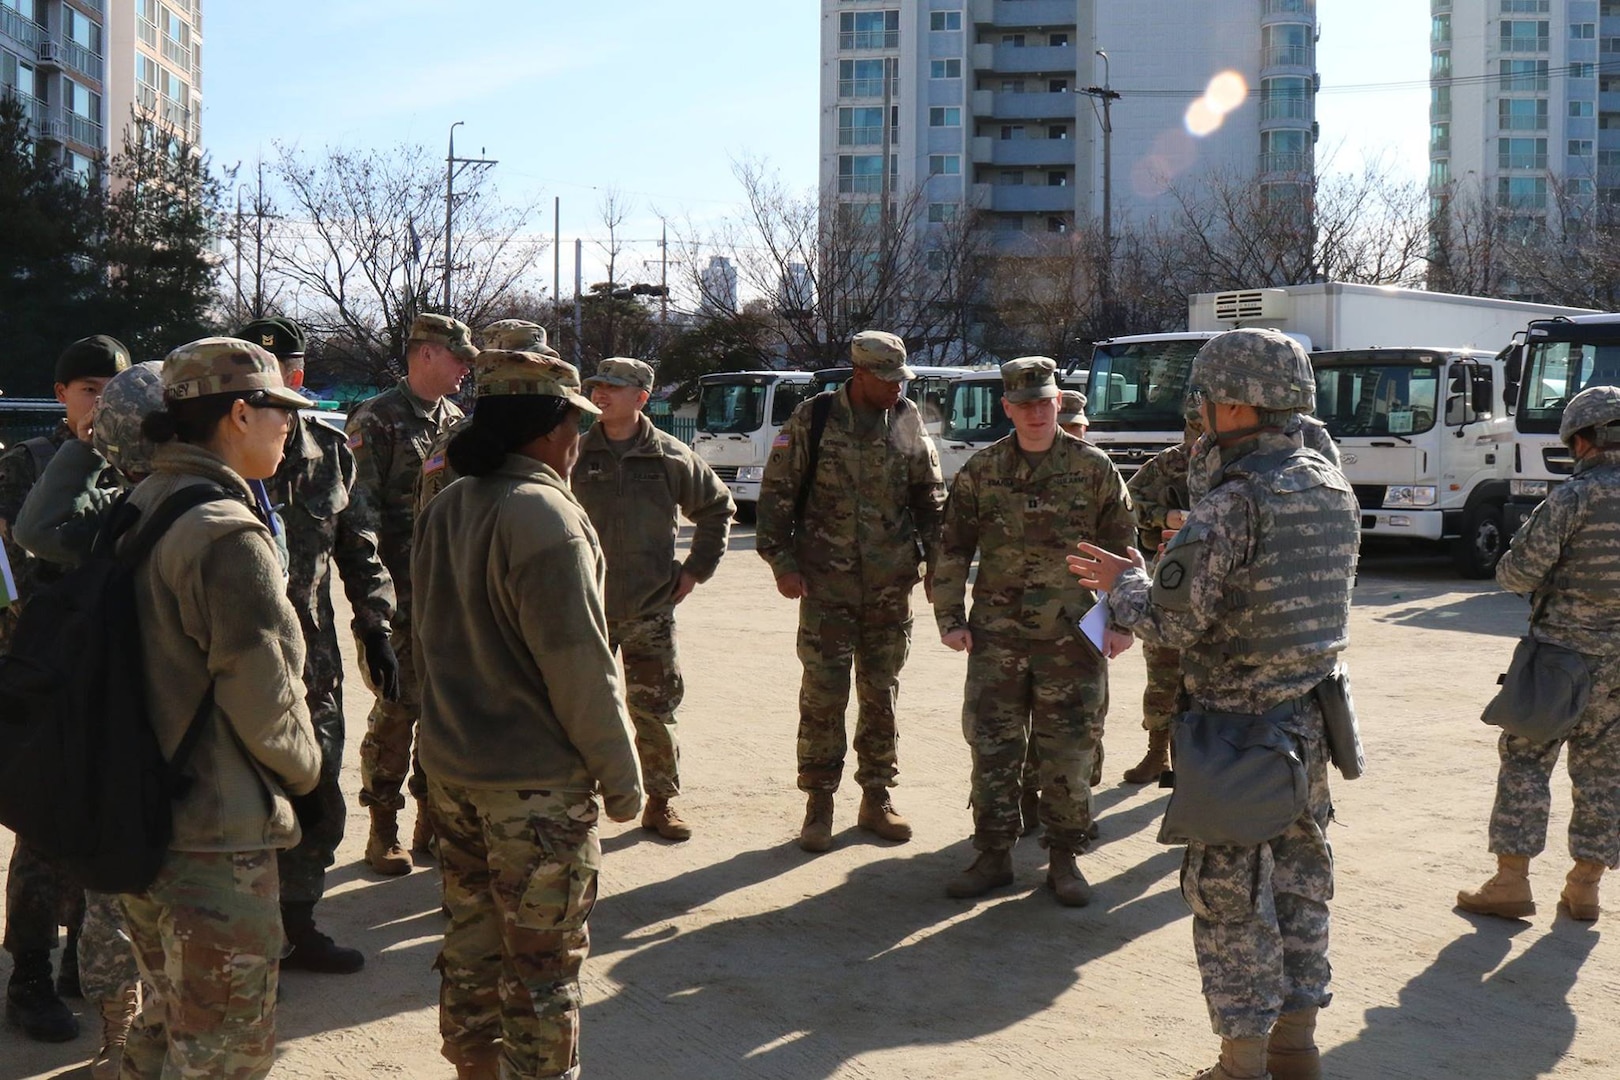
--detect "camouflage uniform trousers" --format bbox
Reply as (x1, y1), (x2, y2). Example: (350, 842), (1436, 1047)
(118, 850), (283, 1079)
(427, 779), (599, 1080)
(795, 600), (913, 793)
(79, 890), (140, 1002)
(359, 613), (427, 811)
(962, 632), (1104, 853)
(1488, 664), (1620, 867)
(278, 660), (348, 903)
(1142, 641), (1186, 732)
(1184, 729), (1334, 1039)
(3, 838), (82, 955)
(608, 610), (684, 800)
(1020, 667), (1111, 796)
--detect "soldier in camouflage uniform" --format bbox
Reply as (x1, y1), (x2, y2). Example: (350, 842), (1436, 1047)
(757, 331), (945, 853)
(574, 357), (734, 841)
(1057, 388), (1089, 439)
(934, 358), (1135, 906)
(413, 350), (642, 1080)
(1, 334), (128, 1044)
(238, 319), (399, 971)
(348, 313), (475, 874)
(1120, 394), (1204, 785)
(1458, 385), (1620, 924)
(1071, 328), (1359, 1080)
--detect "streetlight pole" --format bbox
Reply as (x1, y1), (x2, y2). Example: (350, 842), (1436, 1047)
(444, 121), (463, 313)
(1078, 50), (1119, 307)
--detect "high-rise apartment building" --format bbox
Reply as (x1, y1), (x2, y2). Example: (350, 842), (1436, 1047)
(0, 0), (202, 178)
(819, 0), (1320, 240)
(1429, 0), (1612, 222)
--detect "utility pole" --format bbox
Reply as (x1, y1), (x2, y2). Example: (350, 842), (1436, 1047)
(573, 237), (584, 368)
(878, 54), (894, 324)
(233, 188), (245, 315)
(1078, 50), (1120, 308)
(252, 159), (266, 318)
(659, 220), (668, 326)
(553, 196), (561, 345)
(443, 121), (497, 313)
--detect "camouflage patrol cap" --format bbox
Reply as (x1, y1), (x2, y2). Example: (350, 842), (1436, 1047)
(1002, 357), (1060, 404)
(584, 357), (655, 392)
(1559, 384), (1620, 448)
(481, 319), (555, 354)
(161, 337), (313, 408)
(91, 361), (165, 478)
(1057, 389), (1088, 425)
(234, 317), (306, 359)
(55, 335), (131, 385)
(408, 313), (479, 361)
(851, 330), (914, 381)
(475, 350), (600, 414)
(1188, 329), (1316, 413)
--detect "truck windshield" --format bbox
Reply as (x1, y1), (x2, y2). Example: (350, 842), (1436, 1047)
(1314, 363), (1440, 437)
(1085, 340), (1204, 430)
(1518, 340), (1620, 433)
(944, 380), (1012, 443)
(698, 381), (766, 434)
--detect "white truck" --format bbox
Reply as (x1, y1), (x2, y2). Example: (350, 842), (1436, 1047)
(1502, 312), (1620, 536)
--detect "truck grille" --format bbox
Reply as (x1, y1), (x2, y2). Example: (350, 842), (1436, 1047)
(1542, 448), (1576, 476)
(712, 466), (740, 482)
(1352, 484), (1386, 510)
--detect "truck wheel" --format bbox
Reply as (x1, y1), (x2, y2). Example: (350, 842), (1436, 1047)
(1451, 504), (1504, 579)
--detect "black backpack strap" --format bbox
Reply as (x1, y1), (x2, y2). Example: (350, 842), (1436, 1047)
(164, 685), (215, 799)
(793, 392), (838, 526)
(117, 485), (237, 567)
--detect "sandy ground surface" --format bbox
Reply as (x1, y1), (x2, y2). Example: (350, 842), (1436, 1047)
(4, 530), (1618, 1080)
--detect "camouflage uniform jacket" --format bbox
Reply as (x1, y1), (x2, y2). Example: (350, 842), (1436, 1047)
(346, 379), (464, 608)
(935, 431), (1134, 640)
(1496, 449), (1620, 661)
(573, 413), (735, 622)
(1127, 441), (1190, 552)
(1107, 431), (1360, 721)
(756, 387), (945, 611)
(267, 416), (395, 647)
(12, 437), (124, 570)
(415, 417), (471, 514)
(1188, 416), (1340, 505)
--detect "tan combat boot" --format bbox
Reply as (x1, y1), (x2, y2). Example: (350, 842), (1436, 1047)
(641, 796), (693, 842)
(410, 798), (436, 858)
(857, 787), (912, 842)
(1123, 728), (1171, 785)
(799, 792), (835, 853)
(1267, 1007), (1321, 1080)
(1456, 854), (1534, 918)
(1560, 859), (1606, 921)
(1046, 846), (1093, 907)
(88, 985), (138, 1080)
(1193, 1036), (1270, 1079)
(946, 848), (1014, 899)
(365, 807), (412, 876)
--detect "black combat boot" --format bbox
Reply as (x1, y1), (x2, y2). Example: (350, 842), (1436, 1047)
(55, 924), (82, 999)
(280, 902), (365, 975)
(5, 949), (78, 1041)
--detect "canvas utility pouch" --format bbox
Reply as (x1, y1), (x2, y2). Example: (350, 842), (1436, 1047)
(1314, 664), (1365, 781)
(1480, 635), (1591, 744)
(1159, 702), (1308, 848)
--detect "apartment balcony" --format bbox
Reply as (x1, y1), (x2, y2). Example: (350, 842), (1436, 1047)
(43, 38), (102, 81)
(138, 17), (157, 48)
(1262, 0), (1316, 18)
(1260, 151), (1313, 175)
(984, 184), (1075, 214)
(978, 90), (1078, 121)
(162, 36), (190, 69)
(1261, 44), (1315, 71)
(837, 125), (897, 147)
(982, 44), (1078, 76)
(2, 87), (43, 128)
(968, 0), (1079, 29)
(137, 85), (157, 112)
(1430, 100), (1451, 121)
(0, 4), (41, 47)
(838, 77), (900, 100)
(37, 107), (101, 151)
(1500, 36), (1550, 55)
(972, 135), (1076, 167)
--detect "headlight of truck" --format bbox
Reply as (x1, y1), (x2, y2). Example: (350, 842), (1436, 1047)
(735, 466), (764, 483)
(1509, 479), (1548, 498)
(1383, 485), (1436, 508)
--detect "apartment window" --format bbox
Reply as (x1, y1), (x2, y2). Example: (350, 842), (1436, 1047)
(1000, 124), (1026, 139)
(1263, 23), (1312, 67)
(1432, 50), (1452, 79)
(1498, 97), (1548, 130)
(1499, 60), (1548, 91)
(1500, 0), (1549, 10)
(1, 0), (35, 20)
(1048, 78), (1069, 93)
(839, 58), (891, 98)
(1602, 111), (1620, 129)
(925, 249), (947, 272)
(1572, 23), (1596, 40)
(838, 10), (899, 51)
(998, 169), (1025, 185)
(1001, 34), (1026, 46)
(929, 154), (961, 176)
(1047, 217), (1069, 234)
(928, 107), (961, 127)
(838, 106), (887, 146)
(1571, 62), (1596, 78)
(1261, 128), (1309, 173)
(1430, 159), (1451, 188)
(838, 153), (894, 194)
(1603, 1), (1620, 14)
(1601, 149), (1620, 169)
(1432, 14), (1450, 46)
(992, 216), (1024, 232)
(1047, 124), (1068, 139)
(1000, 79), (1026, 92)
(1497, 176), (1547, 209)
(1431, 84), (1450, 119)
(0, 53), (34, 95)
(931, 58), (962, 79)
(1570, 177), (1595, 197)
(61, 7), (101, 54)
(1498, 137), (1547, 169)
(1571, 139), (1595, 156)
(1262, 76), (1313, 121)
(927, 202), (959, 223)
(1049, 33), (1069, 47)
(64, 78), (98, 121)
(1571, 100), (1595, 117)
(929, 11), (962, 31)
(1501, 20), (1549, 51)
(1603, 75), (1620, 93)
(1047, 170), (1068, 187)
(1431, 123), (1450, 153)
(1603, 38), (1620, 54)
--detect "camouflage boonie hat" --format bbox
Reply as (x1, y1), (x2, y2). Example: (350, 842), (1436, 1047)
(235, 317), (306, 358)
(851, 330), (914, 381)
(55, 335), (131, 385)
(1189, 328), (1316, 413)
(1560, 384), (1620, 447)
(475, 350), (599, 414)
(92, 361), (165, 478)
(481, 319), (556, 355)
(1057, 389), (1088, 425)
(584, 357), (655, 392)
(161, 337), (313, 408)
(1002, 357), (1060, 404)
(408, 313), (479, 361)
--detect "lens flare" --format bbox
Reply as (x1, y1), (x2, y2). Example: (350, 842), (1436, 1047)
(1184, 70), (1250, 138)
(1185, 98), (1223, 137)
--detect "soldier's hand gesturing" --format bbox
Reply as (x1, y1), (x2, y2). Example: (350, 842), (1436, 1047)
(1067, 542), (1145, 593)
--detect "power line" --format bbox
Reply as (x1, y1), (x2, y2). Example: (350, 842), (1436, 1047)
(1116, 58), (1620, 98)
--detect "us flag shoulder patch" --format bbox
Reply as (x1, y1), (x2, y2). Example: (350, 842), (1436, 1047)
(346, 431), (363, 450)
(423, 451), (446, 475)
(772, 432), (791, 448)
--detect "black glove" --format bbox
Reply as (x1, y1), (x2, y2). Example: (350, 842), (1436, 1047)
(290, 790), (325, 832)
(363, 629), (401, 703)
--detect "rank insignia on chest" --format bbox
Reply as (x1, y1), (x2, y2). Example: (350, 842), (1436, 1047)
(1027, 498), (1039, 511)
(586, 461), (604, 481)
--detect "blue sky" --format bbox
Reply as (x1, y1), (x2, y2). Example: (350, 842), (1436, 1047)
(202, 0), (1431, 283)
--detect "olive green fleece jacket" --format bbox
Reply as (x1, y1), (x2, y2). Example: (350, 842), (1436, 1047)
(411, 454), (644, 819)
(124, 443), (320, 853)
(573, 414), (735, 623)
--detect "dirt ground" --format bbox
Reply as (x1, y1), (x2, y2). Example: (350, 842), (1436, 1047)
(5, 530), (1619, 1079)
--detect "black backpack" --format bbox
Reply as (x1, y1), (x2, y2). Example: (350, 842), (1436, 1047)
(0, 485), (230, 893)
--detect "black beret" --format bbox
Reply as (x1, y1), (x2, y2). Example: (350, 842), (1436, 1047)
(234, 317), (307, 359)
(55, 335), (132, 385)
